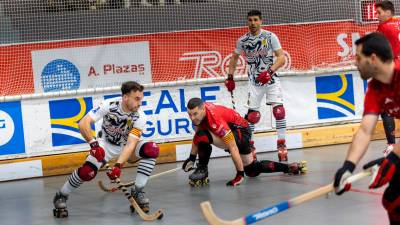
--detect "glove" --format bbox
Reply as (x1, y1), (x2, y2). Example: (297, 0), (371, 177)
(363, 152), (400, 189)
(182, 154), (196, 172)
(226, 171), (244, 186)
(107, 163), (122, 180)
(224, 74), (235, 92)
(89, 140), (105, 162)
(256, 68), (275, 85)
(333, 160), (356, 195)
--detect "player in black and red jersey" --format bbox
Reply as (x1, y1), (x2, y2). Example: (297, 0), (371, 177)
(182, 98), (306, 187)
(334, 32), (400, 224)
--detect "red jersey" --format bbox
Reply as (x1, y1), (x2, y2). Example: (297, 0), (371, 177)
(197, 102), (248, 143)
(364, 64), (400, 117)
(377, 17), (400, 58)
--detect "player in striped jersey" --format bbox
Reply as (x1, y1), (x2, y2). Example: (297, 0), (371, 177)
(225, 10), (288, 162)
(182, 98), (306, 187)
(53, 81), (159, 217)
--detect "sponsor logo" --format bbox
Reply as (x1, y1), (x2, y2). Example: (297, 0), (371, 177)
(41, 59), (80, 92)
(252, 207), (279, 220)
(0, 102), (25, 155)
(315, 73), (355, 119)
(49, 97), (94, 147)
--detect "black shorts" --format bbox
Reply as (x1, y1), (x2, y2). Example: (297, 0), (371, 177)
(230, 125), (252, 155)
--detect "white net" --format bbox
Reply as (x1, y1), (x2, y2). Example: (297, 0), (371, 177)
(0, 0), (394, 96)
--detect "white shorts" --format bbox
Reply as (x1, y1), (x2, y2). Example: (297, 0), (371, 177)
(87, 138), (145, 169)
(247, 79), (283, 110)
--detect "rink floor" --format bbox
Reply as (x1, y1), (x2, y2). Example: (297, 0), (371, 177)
(0, 140), (389, 225)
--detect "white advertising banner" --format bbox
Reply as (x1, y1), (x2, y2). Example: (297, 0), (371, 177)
(31, 42), (152, 93)
(2, 69), (367, 158)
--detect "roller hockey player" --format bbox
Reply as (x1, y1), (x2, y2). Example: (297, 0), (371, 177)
(182, 98), (306, 187)
(53, 81), (159, 217)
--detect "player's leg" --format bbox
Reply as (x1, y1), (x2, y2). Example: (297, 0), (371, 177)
(266, 80), (287, 162)
(189, 130), (213, 187)
(129, 141), (160, 212)
(53, 139), (110, 218)
(382, 185), (400, 224)
(382, 112), (396, 156)
(245, 82), (264, 158)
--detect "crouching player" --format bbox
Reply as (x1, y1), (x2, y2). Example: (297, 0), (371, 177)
(53, 81), (159, 217)
(182, 98), (306, 187)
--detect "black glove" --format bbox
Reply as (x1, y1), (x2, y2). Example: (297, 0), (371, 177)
(333, 160), (355, 195)
(182, 154), (196, 172)
(363, 152), (400, 189)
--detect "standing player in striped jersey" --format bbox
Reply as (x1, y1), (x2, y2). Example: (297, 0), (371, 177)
(376, 1), (400, 156)
(52, 81), (160, 218)
(225, 10), (288, 162)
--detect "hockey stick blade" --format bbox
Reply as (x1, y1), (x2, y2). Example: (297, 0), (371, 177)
(201, 170), (371, 225)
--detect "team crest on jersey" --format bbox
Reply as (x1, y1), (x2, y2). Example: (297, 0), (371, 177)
(315, 73), (355, 119)
(49, 97), (94, 147)
(262, 39), (267, 46)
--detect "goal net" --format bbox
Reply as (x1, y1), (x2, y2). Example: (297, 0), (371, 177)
(0, 0), (384, 96)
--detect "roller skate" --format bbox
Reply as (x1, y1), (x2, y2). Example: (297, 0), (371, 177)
(277, 139), (288, 163)
(53, 191), (68, 218)
(189, 164), (209, 187)
(287, 161), (307, 175)
(130, 187), (150, 213)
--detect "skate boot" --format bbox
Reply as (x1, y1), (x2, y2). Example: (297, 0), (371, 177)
(277, 139), (288, 163)
(189, 164), (209, 187)
(250, 140), (257, 161)
(53, 191), (68, 218)
(287, 161), (307, 175)
(130, 187), (150, 213)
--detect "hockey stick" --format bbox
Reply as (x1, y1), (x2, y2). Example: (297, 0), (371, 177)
(114, 177), (164, 221)
(98, 166), (180, 193)
(230, 91), (236, 110)
(200, 170), (372, 225)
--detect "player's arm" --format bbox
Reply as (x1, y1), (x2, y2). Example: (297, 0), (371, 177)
(224, 132), (244, 172)
(78, 114), (96, 143)
(271, 48), (286, 72)
(116, 134), (140, 165)
(228, 53), (240, 76)
(346, 114), (379, 164)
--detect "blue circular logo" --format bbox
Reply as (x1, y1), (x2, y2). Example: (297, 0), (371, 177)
(41, 59), (80, 92)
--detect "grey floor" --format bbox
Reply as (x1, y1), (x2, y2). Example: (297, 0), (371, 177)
(0, 140), (389, 225)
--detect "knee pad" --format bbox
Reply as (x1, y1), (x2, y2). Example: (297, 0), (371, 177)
(273, 105), (285, 120)
(193, 130), (213, 146)
(245, 109), (261, 124)
(244, 161), (261, 177)
(78, 162), (98, 182)
(139, 142), (160, 159)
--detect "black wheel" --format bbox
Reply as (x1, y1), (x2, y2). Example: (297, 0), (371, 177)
(157, 213), (164, 220)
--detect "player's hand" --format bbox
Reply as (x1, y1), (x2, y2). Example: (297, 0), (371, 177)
(363, 152), (400, 189)
(333, 160), (355, 195)
(224, 74), (235, 92)
(256, 68), (275, 85)
(226, 171), (244, 186)
(89, 140), (105, 162)
(182, 154), (196, 172)
(107, 163), (122, 180)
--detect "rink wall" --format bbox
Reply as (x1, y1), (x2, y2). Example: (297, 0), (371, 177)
(0, 69), (395, 181)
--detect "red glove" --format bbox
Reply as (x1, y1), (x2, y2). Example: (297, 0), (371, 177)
(107, 163), (122, 180)
(224, 74), (235, 92)
(363, 152), (400, 189)
(89, 140), (105, 162)
(256, 68), (275, 85)
(226, 171), (244, 186)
